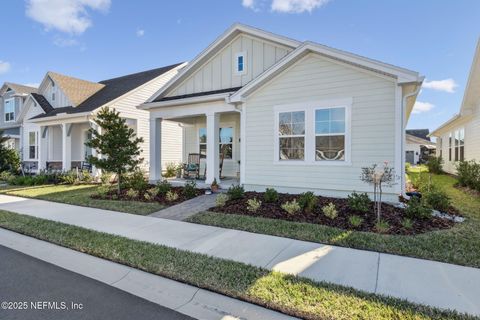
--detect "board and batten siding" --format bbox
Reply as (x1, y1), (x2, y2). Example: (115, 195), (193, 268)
(43, 79), (72, 109)
(104, 68), (183, 171)
(243, 53), (399, 199)
(166, 34), (292, 97)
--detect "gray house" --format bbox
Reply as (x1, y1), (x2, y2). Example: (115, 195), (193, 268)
(0, 83), (38, 152)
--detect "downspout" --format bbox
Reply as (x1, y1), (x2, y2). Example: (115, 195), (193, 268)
(401, 82), (423, 198)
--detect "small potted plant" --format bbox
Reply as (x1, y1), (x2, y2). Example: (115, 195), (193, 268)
(210, 178), (219, 193)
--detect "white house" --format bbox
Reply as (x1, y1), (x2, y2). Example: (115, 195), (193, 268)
(0, 83), (38, 151)
(139, 24), (424, 201)
(430, 39), (480, 174)
(19, 64), (185, 173)
(405, 129), (436, 165)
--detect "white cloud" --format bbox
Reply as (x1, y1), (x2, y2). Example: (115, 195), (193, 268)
(271, 0), (330, 13)
(422, 78), (457, 93)
(53, 37), (79, 47)
(136, 29), (145, 37)
(412, 101), (435, 114)
(25, 0), (111, 34)
(242, 0), (255, 9)
(0, 61), (11, 74)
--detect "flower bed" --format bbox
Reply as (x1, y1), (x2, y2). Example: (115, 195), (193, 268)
(210, 191), (455, 235)
(91, 185), (205, 206)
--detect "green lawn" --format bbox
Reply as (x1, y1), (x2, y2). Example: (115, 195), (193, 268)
(188, 172), (480, 268)
(0, 210), (474, 320)
(0, 184), (164, 215)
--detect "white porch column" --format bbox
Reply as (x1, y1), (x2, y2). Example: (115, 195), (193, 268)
(38, 126), (48, 171)
(149, 117), (162, 182)
(205, 112), (220, 184)
(62, 123), (72, 171)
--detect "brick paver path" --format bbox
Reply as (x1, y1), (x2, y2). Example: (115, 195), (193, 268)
(149, 194), (218, 220)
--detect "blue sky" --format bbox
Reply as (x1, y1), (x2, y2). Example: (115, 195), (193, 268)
(1, 0), (479, 132)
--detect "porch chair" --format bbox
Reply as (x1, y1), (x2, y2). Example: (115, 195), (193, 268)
(183, 153), (201, 179)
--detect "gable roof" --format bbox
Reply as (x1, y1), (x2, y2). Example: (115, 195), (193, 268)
(47, 72), (105, 106)
(30, 63), (183, 120)
(460, 38), (480, 113)
(406, 133), (435, 147)
(147, 23), (301, 102)
(0, 82), (38, 96)
(31, 93), (54, 113)
(406, 129), (430, 141)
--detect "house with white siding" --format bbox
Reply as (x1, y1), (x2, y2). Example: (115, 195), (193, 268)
(0, 83), (38, 152)
(139, 24), (424, 200)
(430, 40), (480, 174)
(405, 129), (436, 165)
(18, 64), (185, 173)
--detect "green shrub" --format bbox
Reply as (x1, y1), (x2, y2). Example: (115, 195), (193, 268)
(456, 160), (480, 191)
(405, 162), (411, 172)
(166, 191), (179, 202)
(227, 185), (244, 200)
(0, 171), (15, 183)
(126, 188), (139, 199)
(401, 218), (413, 229)
(246, 198), (262, 212)
(183, 180), (197, 199)
(144, 187), (159, 201)
(281, 199), (301, 215)
(95, 185), (111, 197)
(375, 220), (390, 233)
(100, 172), (114, 185)
(347, 192), (371, 213)
(80, 170), (93, 183)
(298, 191), (317, 213)
(423, 187), (451, 212)
(156, 180), (172, 195)
(163, 162), (178, 178)
(264, 188), (279, 203)
(348, 215), (363, 227)
(215, 193), (229, 207)
(405, 197), (432, 220)
(61, 171), (78, 185)
(322, 203), (338, 219)
(0, 146), (20, 173)
(426, 156), (443, 174)
(124, 170), (148, 191)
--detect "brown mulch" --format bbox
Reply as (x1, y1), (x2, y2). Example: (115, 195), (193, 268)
(91, 185), (205, 206)
(210, 192), (455, 235)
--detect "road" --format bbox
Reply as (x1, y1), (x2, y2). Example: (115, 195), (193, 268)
(0, 245), (195, 320)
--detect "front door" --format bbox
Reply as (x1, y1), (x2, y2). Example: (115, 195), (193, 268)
(406, 151), (415, 165)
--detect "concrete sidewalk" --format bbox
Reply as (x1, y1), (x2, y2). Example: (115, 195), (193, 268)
(1, 194), (479, 316)
(0, 228), (295, 320)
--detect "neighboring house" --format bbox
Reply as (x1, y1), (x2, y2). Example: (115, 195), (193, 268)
(430, 40), (480, 174)
(139, 24), (424, 200)
(0, 83), (38, 152)
(18, 64), (185, 173)
(405, 129), (436, 165)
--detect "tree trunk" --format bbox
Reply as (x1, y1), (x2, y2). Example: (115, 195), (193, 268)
(378, 183), (383, 223)
(117, 172), (121, 195)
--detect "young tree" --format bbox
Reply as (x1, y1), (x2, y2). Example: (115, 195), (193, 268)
(85, 107), (144, 194)
(0, 130), (20, 173)
(360, 162), (396, 223)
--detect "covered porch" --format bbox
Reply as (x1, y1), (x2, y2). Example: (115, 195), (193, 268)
(148, 99), (244, 186)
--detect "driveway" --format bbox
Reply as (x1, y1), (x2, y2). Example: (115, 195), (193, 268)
(0, 245), (195, 320)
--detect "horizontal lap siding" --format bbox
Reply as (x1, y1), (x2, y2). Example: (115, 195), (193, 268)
(244, 53), (397, 196)
(466, 110), (480, 162)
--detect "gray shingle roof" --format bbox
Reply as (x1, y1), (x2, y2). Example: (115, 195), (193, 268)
(31, 93), (54, 113)
(406, 129), (430, 141)
(153, 87), (242, 102)
(30, 63), (183, 120)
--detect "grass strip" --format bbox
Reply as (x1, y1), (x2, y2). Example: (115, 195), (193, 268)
(0, 210), (475, 320)
(187, 173), (480, 268)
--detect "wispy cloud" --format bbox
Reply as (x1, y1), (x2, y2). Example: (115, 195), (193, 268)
(136, 29), (145, 37)
(422, 78), (457, 93)
(412, 101), (435, 114)
(25, 0), (111, 35)
(242, 0), (330, 13)
(53, 36), (80, 47)
(0, 61), (11, 74)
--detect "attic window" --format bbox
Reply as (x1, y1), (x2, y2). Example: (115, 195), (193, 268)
(235, 52), (246, 75)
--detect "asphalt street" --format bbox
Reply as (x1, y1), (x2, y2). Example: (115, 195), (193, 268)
(0, 245), (195, 320)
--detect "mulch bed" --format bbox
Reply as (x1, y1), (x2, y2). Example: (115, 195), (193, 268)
(210, 192), (455, 235)
(91, 185), (205, 206)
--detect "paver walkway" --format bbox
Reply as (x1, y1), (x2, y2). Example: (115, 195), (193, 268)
(149, 194), (217, 220)
(0, 194), (479, 316)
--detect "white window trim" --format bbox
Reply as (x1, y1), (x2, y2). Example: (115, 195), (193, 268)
(273, 98), (352, 166)
(28, 131), (39, 160)
(4, 98), (15, 123)
(235, 51), (247, 75)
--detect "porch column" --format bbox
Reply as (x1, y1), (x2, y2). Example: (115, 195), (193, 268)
(149, 117), (162, 182)
(38, 126), (48, 170)
(205, 112), (220, 184)
(62, 123), (72, 171)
